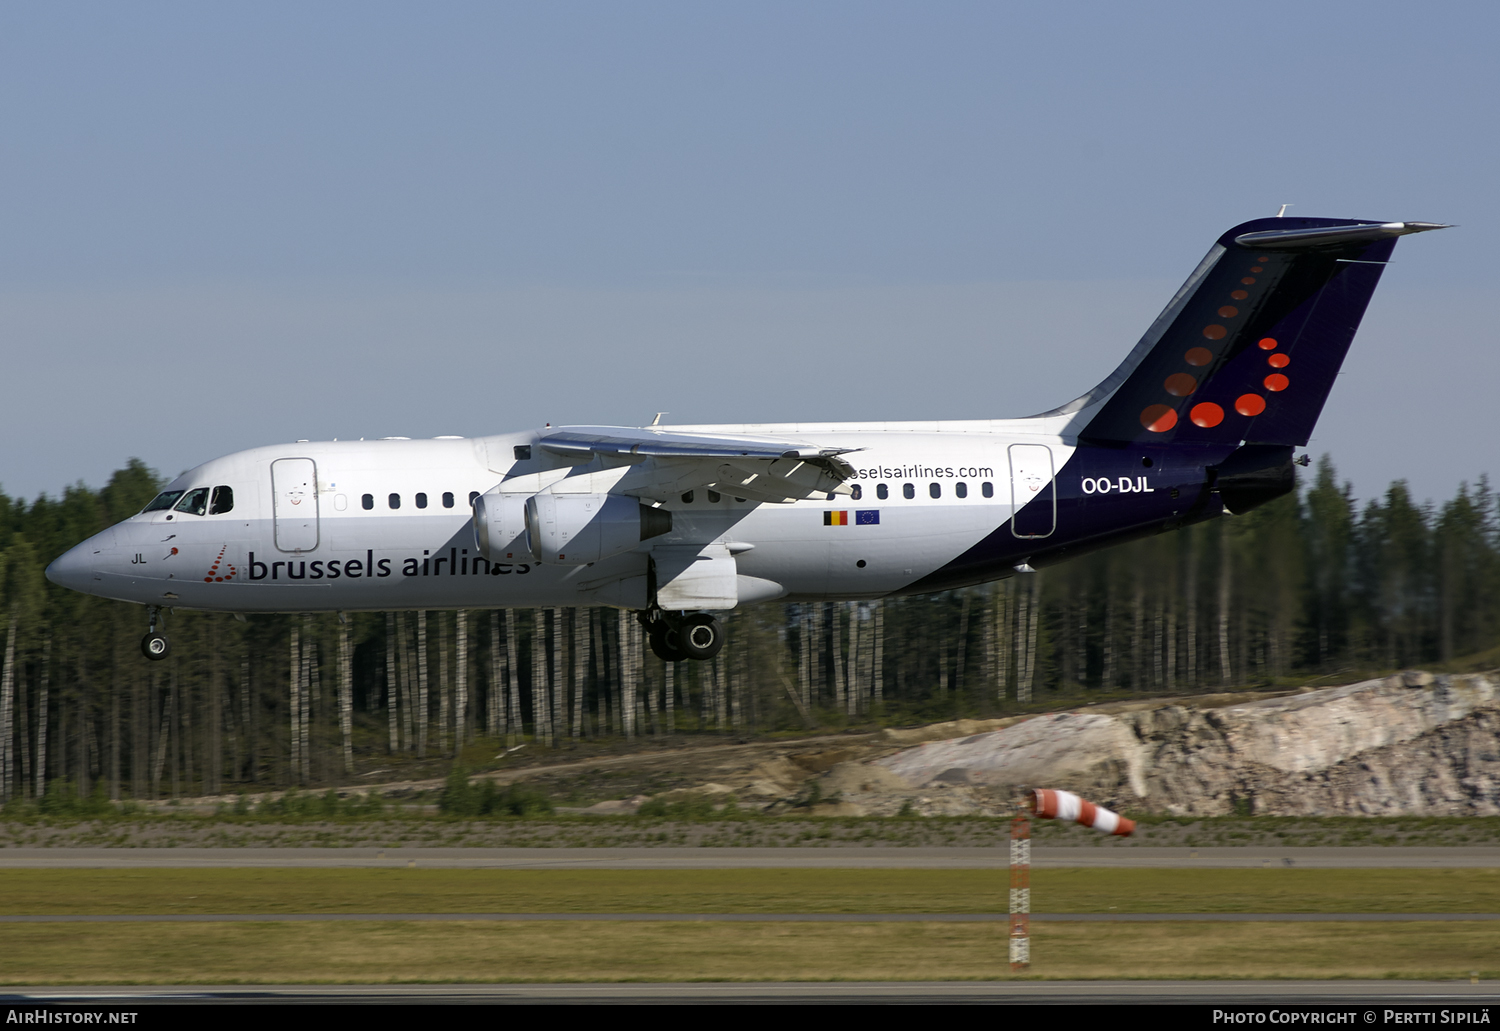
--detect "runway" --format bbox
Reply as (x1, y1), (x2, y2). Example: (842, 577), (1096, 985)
(2, 846), (1497, 868)
(1, 912), (1497, 923)
(6, 981), (1500, 1004)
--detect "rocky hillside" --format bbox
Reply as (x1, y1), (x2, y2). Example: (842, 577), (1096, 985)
(872, 672), (1500, 816)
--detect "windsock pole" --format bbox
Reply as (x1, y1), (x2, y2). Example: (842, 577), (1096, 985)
(1009, 811), (1030, 971)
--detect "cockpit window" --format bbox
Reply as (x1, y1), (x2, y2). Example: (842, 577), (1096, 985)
(209, 486), (234, 515)
(141, 490), (185, 513)
(174, 487), (210, 516)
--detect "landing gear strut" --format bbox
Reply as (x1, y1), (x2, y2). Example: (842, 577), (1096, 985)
(141, 606), (171, 661)
(638, 609), (724, 662)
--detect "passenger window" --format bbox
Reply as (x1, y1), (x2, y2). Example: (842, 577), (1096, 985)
(174, 487), (210, 516)
(681, 491), (695, 504)
(876, 483), (889, 500)
(707, 490), (721, 503)
(850, 485), (862, 501)
(468, 491), (479, 505)
(362, 494), (374, 510)
(955, 482), (967, 499)
(443, 492), (455, 509)
(902, 483), (915, 500)
(142, 490), (185, 513)
(929, 483), (941, 499)
(982, 481), (994, 498)
(416, 492), (428, 510)
(389, 493), (401, 510)
(513, 445), (532, 461)
(209, 486), (235, 514)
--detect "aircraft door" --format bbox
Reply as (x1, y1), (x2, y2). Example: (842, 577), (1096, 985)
(271, 458), (320, 552)
(1008, 444), (1056, 539)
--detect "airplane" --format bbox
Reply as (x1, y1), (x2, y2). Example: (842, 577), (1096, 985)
(45, 215), (1447, 664)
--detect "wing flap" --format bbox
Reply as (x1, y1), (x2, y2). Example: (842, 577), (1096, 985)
(538, 426), (857, 504)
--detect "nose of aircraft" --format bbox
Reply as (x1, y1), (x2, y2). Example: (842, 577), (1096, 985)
(46, 541), (99, 594)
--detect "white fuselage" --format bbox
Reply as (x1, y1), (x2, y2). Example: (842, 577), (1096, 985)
(52, 419), (1087, 614)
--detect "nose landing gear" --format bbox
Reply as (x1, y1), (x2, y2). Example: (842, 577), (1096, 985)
(638, 609), (724, 662)
(141, 607), (171, 661)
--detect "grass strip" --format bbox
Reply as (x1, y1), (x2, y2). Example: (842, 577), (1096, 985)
(0, 920), (1495, 984)
(3, 868), (1500, 916)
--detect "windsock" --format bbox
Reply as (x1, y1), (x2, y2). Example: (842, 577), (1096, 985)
(1028, 789), (1136, 836)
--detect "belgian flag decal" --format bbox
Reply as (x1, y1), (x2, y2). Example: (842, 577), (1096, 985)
(823, 511), (849, 526)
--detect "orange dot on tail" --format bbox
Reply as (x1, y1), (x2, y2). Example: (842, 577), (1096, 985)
(1250, 266), (1263, 273)
(1163, 372), (1198, 396)
(1218, 306), (1239, 318)
(1230, 289), (1248, 300)
(1184, 346), (1213, 366)
(1264, 373), (1289, 392)
(1190, 402), (1224, 428)
(1268, 353), (1289, 368)
(1258, 337), (1278, 350)
(1241, 277), (1256, 285)
(1202, 325), (1227, 340)
(1236, 393), (1266, 416)
(1140, 404), (1177, 432)
(1257, 255), (1271, 261)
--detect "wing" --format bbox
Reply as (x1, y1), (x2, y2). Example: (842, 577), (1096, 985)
(534, 425), (859, 504)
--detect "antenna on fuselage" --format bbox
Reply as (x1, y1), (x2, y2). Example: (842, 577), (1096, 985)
(1276, 203), (1293, 217)
(651, 412), (668, 426)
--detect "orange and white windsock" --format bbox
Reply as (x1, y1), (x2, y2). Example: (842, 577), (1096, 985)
(1028, 789), (1136, 836)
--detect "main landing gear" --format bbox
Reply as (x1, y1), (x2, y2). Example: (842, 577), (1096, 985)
(639, 609), (724, 663)
(141, 606), (171, 661)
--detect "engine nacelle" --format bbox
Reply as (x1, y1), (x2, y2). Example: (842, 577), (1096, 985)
(523, 493), (672, 565)
(471, 493), (530, 561)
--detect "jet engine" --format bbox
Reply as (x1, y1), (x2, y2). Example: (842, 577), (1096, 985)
(471, 493), (531, 561)
(524, 493), (672, 565)
(474, 489), (672, 565)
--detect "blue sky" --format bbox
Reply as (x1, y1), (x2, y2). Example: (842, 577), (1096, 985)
(3, 2), (1495, 507)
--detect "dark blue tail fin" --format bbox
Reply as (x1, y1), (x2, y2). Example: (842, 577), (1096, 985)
(1076, 217), (1448, 447)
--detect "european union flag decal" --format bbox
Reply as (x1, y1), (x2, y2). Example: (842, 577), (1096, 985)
(855, 510), (880, 525)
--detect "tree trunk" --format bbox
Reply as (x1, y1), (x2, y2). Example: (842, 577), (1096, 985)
(550, 607), (564, 746)
(300, 616), (313, 784)
(489, 611), (503, 739)
(455, 609), (468, 749)
(1013, 582), (1029, 701)
(38, 634), (52, 799)
(339, 619), (354, 774)
(416, 611), (429, 758)
(0, 615), (15, 802)
(572, 609), (587, 743)
(385, 613), (399, 754)
(288, 624), (300, 784)
(1185, 536), (1199, 687)
(505, 610), (521, 744)
(532, 610), (550, 746)
(1218, 520), (1233, 685)
(617, 611), (635, 739)
(1102, 589), (1116, 691)
(833, 604), (847, 712)
(995, 583), (1011, 701)
(663, 658), (674, 735)
(439, 611), (452, 756)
